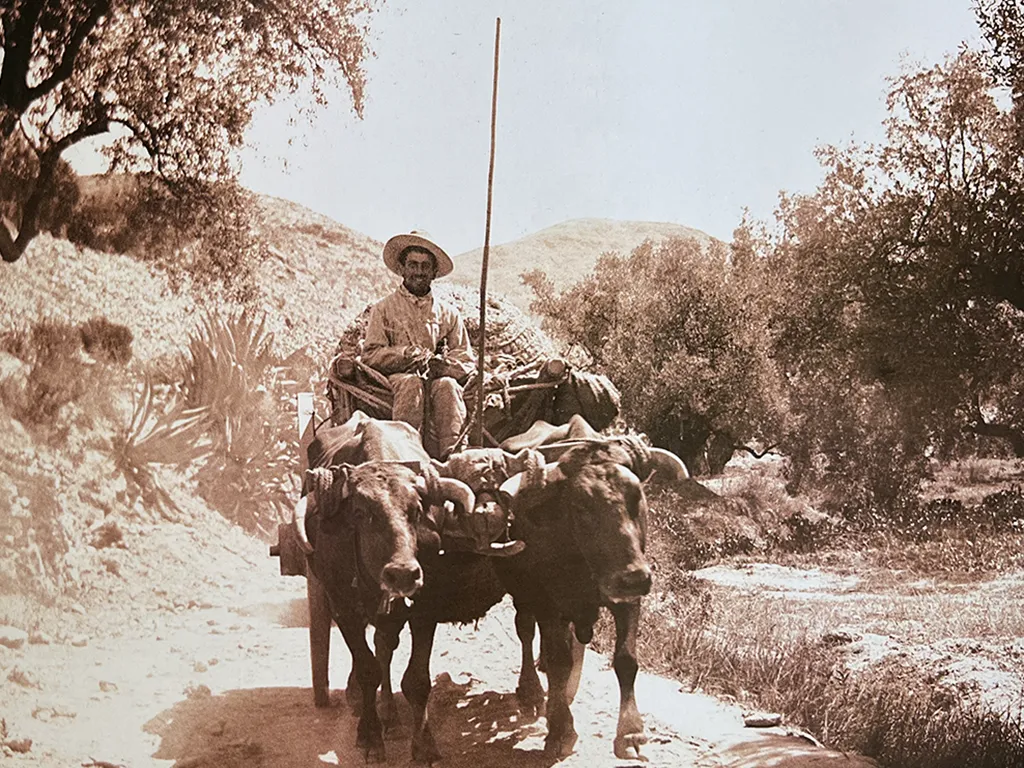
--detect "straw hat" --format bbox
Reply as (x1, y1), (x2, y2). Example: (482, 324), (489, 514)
(382, 230), (454, 277)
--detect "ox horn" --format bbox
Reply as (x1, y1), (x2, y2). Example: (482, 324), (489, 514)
(438, 477), (475, 516)
(644, 447), (691, 483)
(415, 466), (476, 516)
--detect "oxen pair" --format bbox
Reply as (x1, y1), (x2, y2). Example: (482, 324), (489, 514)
(294, 411), (688, 763)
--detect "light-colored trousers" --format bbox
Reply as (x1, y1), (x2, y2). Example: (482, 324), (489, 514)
(389, 374), (467, 460)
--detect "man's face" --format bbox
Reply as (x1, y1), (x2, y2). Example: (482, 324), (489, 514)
(402, 250), (436, 296)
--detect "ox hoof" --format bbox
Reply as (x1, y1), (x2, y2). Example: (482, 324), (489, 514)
(515, 682), (545, 719)
(357, 729), (386, 764)
(517, 702), (541, 723)
(613, 732), (648, 760)
(412, 730), (442, 765)
(544, 727), (578, 758)
(313, 688), (333, 708)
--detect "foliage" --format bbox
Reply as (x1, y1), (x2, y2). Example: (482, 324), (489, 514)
(79, 315), (133, 363)
(111, 375), (209, 518)
(0, 0), (377, 268)
(183, 309), (298, 536)
(0, 131), (79, 235)
(733, 50), (1024, 510)
(68, 174), (267, 301)
(526, 238), (789, 475)
(0, 318), (92, 425)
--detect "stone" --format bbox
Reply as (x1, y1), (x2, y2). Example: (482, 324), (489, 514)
(28, 630), (51, 645)
(99, 680), (118, 692)
(193, 661), (208, 673)
(744, 712), (783, 728)
(184, 683), (212, 699)
(5, 738), (31, 753)
(7, 666), (41, 689)
(0, 625), (27, 649)
(70, 635), (89, 647)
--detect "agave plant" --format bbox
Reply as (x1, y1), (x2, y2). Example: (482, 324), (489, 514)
(184, 309), (300, 535)
(113, 375), (210, 518)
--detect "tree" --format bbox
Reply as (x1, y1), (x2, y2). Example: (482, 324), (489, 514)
(0, 0), (376, 263)
(760, 50), (1024, 509)
(525, 238), (789, 475)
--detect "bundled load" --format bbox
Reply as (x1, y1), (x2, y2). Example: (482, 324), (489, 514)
(326, 283), (620, 444)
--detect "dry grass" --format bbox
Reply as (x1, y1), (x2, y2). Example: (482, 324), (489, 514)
(619, 457), (1024, 767)
(613, 563), (1024, 767)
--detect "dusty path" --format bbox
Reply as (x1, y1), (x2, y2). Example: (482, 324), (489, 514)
(0, 519), (876, 768)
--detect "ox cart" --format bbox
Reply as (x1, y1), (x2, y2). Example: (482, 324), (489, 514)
(270, 284), (621, 706)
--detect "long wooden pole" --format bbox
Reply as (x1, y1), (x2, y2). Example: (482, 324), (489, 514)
(473, 17), (501, 447)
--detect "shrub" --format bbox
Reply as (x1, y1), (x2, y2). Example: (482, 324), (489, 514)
(183, 310), (298, 536)
(111, 375), (210, 519)
(79, 317), (134, 364)
(0, 320), (91, 425)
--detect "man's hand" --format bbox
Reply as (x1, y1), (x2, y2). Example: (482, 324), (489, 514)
(404, 346), (432, 373)
(427, 355), (451, 379)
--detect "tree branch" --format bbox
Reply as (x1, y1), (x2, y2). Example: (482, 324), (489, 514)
(731, 443), (780, 459)
(1, 116), (109, 263)
(25, 0), (111, 103)
(0, 0), (46, 112)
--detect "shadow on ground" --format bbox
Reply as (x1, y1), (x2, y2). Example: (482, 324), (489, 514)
(144, 677), (565, 768)
(231, 597), (310, 628)
(710, 733), (880, 768)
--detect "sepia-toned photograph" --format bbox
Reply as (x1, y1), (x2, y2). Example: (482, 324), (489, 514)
(1, 1), (1023, 766)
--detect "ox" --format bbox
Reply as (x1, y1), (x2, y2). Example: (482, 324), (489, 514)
(371, 446), (541, 763)
(294, 411), (474, 762)
(495, 416), (690, 759)
(383, 417), (687, 761)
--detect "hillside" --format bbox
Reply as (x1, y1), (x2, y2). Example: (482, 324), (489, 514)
(452, 218), (718, 313)
(0, 195), (394, 364)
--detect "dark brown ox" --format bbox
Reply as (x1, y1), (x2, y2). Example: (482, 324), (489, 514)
(295, 411), (474, 762)
(370, 446), (541, 764)
(496, 417), (690, 759)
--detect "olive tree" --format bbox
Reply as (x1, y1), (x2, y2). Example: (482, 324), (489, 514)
(525, 237), (789, 475)
(0, 0), (376, 265)
(757, 50), (1024, 515)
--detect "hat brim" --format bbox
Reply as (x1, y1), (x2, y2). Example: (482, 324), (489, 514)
(382, 234), (453, 278)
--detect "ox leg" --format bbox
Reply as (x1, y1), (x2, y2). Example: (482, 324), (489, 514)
(538, 617), (578, 758)
(374, 618), (403, 730)
(609, 601), (646, 759)
(306, 563), (333, 708)
(514, 606), (545, 719)
(566, 632), (586, 705)
(401, 616), (441, 764)
(346, 667), (361, 715)
(332, 610), (385, 762)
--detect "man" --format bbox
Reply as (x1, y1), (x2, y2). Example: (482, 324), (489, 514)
(363, 231), (475, 460)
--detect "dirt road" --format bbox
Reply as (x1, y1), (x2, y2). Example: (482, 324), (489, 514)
(0, 518), (876, 768)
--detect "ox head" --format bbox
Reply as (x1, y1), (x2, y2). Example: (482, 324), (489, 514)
(499, 440), (689, 603)
(294, 461), (475, 599)
(432, 447), (541, 509)
(430, 448), (540, 553)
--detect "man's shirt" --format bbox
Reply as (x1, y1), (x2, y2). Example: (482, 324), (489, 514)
(362, 284), (475, 378)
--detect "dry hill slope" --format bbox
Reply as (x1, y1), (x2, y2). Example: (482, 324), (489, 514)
(452, 218), (718, 313)
(0, 195), (393, 363)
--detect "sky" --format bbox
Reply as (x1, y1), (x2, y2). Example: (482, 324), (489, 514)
(240, 1), (982, 255)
